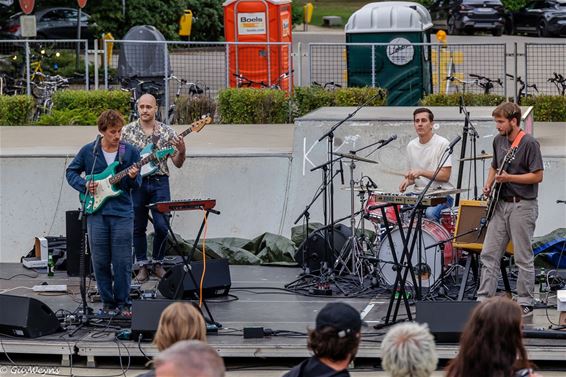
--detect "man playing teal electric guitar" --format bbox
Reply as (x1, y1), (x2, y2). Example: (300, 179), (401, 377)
(121, 93), (189, 282)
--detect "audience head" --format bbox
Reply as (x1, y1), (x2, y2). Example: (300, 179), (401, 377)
(154, 340), (225, 377)
(446, 297), (531, 377)
(154, 302), (207, 351)
(381, 322), (438, 377)
(308, 302), (363, 363)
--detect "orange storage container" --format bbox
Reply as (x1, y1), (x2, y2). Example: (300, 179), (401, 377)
(224, 0), (293, 91)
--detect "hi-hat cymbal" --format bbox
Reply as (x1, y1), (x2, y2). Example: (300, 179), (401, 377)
(459, 153), (493, 161)
(332, 152), (378, 164)
(428, 188), (470, 196)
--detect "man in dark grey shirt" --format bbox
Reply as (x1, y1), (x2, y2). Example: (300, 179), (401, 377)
(477, 102), (544, 317)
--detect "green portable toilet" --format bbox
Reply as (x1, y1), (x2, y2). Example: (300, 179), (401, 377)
(345, 2), (433, 106)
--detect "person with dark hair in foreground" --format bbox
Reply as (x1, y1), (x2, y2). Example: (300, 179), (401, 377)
(445, 296), (543, 377)
(283, 302), (363, 377)
(381, 322), (437, 377)
(154, 340), (225, 377)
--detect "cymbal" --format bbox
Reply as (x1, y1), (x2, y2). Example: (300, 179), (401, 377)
(459, 153), (493, 161)
(332, 152), (378, 164)
(341, 186), (380, 192)
(428, 188), (470, 196)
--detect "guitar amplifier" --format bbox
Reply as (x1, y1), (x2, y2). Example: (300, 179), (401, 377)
(453, 200), (513, 253)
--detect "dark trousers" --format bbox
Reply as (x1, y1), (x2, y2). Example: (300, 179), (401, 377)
(132, 175), (171, 265)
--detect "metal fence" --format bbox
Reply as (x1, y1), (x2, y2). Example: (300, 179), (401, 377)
(0, 39), (89, 95)
(2, 38), (565, 108)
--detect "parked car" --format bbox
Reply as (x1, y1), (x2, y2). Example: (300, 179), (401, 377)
(0, 7), (93, 40)
(507, 0), (566, 37)
(429, 0), (506, 36)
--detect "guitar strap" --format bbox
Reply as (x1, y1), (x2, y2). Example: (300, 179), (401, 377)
(118, 142), (126, 165)
(510, 129), (525, 149)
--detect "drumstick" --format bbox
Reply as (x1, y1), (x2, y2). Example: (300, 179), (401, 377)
(378, 169), (407, 177)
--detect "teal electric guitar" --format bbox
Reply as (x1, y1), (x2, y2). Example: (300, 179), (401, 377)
(81, 147), (175, 214)
(140, 116), (212, 177)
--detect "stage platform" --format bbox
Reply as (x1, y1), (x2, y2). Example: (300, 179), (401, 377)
(1, 263), (565, 368)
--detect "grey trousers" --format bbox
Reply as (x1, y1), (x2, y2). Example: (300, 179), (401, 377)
(477, 199), (538, 306)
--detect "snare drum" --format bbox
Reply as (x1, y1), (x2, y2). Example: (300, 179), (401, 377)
(365, 195), (401, 225)
(377, 220), (453, 287)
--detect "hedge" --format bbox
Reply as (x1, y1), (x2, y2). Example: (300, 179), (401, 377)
(218, 88), (290, 124)
(419, 93), (506, 107)
(520, 95), (566, 122)
(293, 87), (387, 118)
(0, 95), (34, 126)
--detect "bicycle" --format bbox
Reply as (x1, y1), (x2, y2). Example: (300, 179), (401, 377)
(468, 73), (502, 95)
(547, 72), (566, 96)
(506, 74), (538, 103)
(311, 81), (343, 90)
(31, 72), (69, 121)
(233, 70), (293, 90)
(166, 75), (208, 124)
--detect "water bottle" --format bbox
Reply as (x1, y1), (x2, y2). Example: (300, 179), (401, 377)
(47, 251), (54, 277)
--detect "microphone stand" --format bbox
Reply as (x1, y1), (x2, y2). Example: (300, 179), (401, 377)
(316, 91), (385, 266)
(70, 136), (100, 336)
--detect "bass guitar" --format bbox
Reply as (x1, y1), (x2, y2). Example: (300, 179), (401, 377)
(484, 146), (518, 222)
(140, 115), (212, 177)
(81, 147), (175, 214)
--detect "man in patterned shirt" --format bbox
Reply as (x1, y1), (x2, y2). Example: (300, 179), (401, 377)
(122, 93), (186, 282)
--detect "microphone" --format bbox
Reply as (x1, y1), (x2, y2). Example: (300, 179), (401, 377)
(92, 135), (101, 154)
(557, 200), (566, 204)
(447, 135), (462, 151)
(339, 160), (345, 185)
(380, 134), (397, 147)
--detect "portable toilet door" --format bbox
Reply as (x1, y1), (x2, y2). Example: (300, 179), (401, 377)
(345, 2), (433, 106)
(224, 0), (293, 91)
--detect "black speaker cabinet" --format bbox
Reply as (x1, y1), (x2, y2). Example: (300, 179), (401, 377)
(0, 295), (61, 338)
(294, 224), (352, 272)
(131, 299), (176, 341)
(158, 259), (231, 300)
(66, 210), (92, 276)
(416, 300), (478, 343)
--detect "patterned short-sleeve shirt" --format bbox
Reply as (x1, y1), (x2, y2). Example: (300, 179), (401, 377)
(121, 120), (178, 176)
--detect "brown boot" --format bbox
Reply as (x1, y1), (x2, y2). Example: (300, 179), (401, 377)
(135, 266), (150, 282)
(152, 263), (166, 279)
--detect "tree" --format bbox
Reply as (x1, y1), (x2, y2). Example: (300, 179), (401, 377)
(185, 0), (224, 42)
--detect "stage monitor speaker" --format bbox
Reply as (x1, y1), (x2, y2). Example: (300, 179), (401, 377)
(416, 300), (478, 343)
(294, 224), (351, 272)
(131, 299), (176, 341)
(0, 294), (61, 338)
(453, 200), (513, 253)
(158, 259), (231, 300)
(66, 210), (92, 276)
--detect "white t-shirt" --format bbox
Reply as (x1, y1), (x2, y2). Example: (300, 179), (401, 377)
(102, 150), (118, 166)
(406, 133), (454, 192)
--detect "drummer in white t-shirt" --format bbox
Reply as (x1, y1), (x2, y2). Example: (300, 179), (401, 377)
(399, 107), (454, 222)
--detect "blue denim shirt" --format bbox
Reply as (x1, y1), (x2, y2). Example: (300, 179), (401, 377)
(66, 140), (142, 217)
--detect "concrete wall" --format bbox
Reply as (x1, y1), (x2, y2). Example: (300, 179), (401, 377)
(1, 109), (564, 263)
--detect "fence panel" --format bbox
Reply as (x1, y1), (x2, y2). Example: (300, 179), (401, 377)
(525, 43), (566, 96)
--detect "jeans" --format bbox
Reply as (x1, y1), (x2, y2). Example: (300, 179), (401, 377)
(477, 199), (538, 306)
(425, 195), (454, 222)
(87, 214), (133, 309)
(132, 175), (171, 265)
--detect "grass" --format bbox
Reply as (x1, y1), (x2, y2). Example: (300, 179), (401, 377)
(295, 0), (368, 27)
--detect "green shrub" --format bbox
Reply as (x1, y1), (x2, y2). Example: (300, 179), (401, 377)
(173, 95), (217, 125)
(293, 86), (387, 118)
(0, 95), (34, 126)
(420, 93), (506, 106)
(36, 90), (130, 125)
(521, 95), (566, 122)
(218, 88), (290, 124)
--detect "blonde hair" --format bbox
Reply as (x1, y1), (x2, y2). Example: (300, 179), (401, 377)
(153, 302), (207, 351)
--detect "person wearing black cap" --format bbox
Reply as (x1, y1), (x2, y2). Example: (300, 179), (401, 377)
(283, 302), (364, 377)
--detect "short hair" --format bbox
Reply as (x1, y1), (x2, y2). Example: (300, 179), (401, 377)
(492, 102), (521, 124)
(154, 340), (225, 377)
(307, 326), (361, 362)
(381, 322), (438, 377)
(97, 109), (125, 132)
(413, 107), (434, 122)
(153, 302), (207, 351)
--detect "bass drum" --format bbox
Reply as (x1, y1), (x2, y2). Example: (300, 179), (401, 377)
(377, 220), (453, 288)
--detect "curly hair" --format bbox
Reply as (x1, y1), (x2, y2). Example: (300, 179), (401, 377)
(97, 109), (125, 132)
(381, 322), (438, 377)
(445, 297), (532, 377)
(153, 302), (207, 351)
(307, 326), (361, 362)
